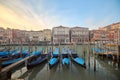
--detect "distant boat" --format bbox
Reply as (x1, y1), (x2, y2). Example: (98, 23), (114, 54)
(62, 48), (70, 66)
(0, 48), (7, 52)
(70, 50), (86, 68)
(0, 47), (10, 52)
(49, 47), (59, 69)
(92, 48), (106, 53)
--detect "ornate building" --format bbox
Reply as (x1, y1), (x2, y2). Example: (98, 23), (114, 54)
(70, 27), (89, 44)
(52, 26), (70, 44)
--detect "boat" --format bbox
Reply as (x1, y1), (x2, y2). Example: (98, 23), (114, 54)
(2, 58), (23, 67)
(62, 48), (70, 66)
(92, 48), (106, 53)
(11, 49), (29, 58)
(0, 47), (10, 52)
(49, 47), (59, 69)
(2, 52), (29, 67)
(31, 49), (43, 56)
(2, 49), (43, 67)
(1, 48), (28, 61)
(70, 50), (86, 68)
(27, 54), (48, 69)
(0, 47), (8, 52)
(0, 48), (19, 58)
(27, 48), (52, 69)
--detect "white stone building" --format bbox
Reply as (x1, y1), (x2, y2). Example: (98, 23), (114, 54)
(52, 26), (70, 44)
(70, 27), (89, 43)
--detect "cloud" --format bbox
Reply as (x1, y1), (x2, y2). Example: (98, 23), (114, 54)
(0, 0), (119, 30)
(85, 16), (113, 30)
(0, 0), (59, 31)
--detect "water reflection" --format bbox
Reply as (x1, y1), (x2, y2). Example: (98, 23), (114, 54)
(17, 59), (120, 80)
(19, 63), (46, 80)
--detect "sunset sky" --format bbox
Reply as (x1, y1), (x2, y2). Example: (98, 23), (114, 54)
(0, 0), (120, 31)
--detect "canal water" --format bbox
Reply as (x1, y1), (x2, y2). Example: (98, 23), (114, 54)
(2, 45), (119, 80)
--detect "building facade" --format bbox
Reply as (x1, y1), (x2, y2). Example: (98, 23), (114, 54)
(114, 29), (120, 43)
(5, 28), (13, 44)
(0, 27), (5, 44)
(28, 31), (44, 43)
(12, 29), (24, 44)
(52, 26), (70, 44)
(99, 22), (120, 31)
(70, 27), (89, 43)
(98, 22), (120, 43)
(43, 29), (51, 41)
(0, 22), (119, 45)
(90, 30), (115, 44)
(91, 30), (107, 41)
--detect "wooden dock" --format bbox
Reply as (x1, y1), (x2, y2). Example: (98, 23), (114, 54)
(0, 55), (34, 80)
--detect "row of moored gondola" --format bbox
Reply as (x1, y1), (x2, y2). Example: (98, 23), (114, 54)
(27, 47), (86, 70)
(0, 47), (86, 69)
(0, 47), (44, 68)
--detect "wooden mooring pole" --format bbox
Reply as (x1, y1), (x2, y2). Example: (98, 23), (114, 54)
(117, 30), (120, 67)
(0, 57), (2, 71)
(88, 40), (90, 68)
(70, 42), (73, 71)
(94, 40), (96, 71)
(117, 45), (120, 67)
(59, 42), (60, 71)
(20, 39), (23, 58)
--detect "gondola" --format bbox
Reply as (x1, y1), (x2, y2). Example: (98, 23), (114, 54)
(2, 49), (43, 67)
(27, 48), (52, 69)
(0, 48), (19, 58)
(92, 48), (106, 53)
(27, 54), (48, 69)
(0, 47), (8, 52)
(62, 48), (70, 66)
(70, 50), (86, 68)
(1, 49), (28, 61)
(2, 58), (23, 67)
(49, 47), (59, 69)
